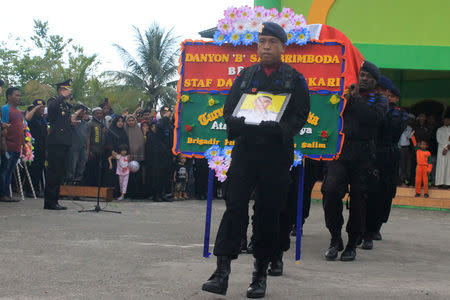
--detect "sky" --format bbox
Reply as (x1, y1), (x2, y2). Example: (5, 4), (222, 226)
(0, 0), (253, 74)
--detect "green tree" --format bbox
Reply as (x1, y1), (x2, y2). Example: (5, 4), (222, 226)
(110, 23), (179, 108)
(0, 20), (98, 105)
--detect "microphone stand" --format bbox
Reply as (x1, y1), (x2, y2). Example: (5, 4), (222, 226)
(79, 119), (121, 214)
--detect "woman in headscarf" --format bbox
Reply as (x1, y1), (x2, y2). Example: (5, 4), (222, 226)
(104, 116), (129, 194)
(105, 116), (129, 154)
(124, 115), (145, 198)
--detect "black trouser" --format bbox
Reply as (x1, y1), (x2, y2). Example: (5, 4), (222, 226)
(278, 159), (325, 252)
(398, 146), (412, 184)
(85, 154), (103, 186)
(321, 159), (370, 243)
(194, 159), (209, 198)
(44, 145), (69, 205)
(150, 158), (171, 198)
(245, 159), (325, 254)
(366, 149), (399, 233)
(213, 151), (290, 260)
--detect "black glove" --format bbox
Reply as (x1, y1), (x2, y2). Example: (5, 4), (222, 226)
(259, 121), (281, 134)
(228, 116), (245, 129)
(226, 117), (246, 139)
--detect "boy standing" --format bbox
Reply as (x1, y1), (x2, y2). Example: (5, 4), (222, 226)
(413, 138), (432, 197)
(173, 155), (188, 200)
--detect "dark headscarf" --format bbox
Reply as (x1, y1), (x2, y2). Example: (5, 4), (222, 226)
(105, 115), (129, 154)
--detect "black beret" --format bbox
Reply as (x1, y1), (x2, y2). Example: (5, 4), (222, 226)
(161, 106), (172, 112)
(390, 85), (401, 98)
(32, 99), (46, 106)
(259, 22), (287, 43)
(0, 79), (4, 87)
(361, 61), (381, 82)
(56, 79), (72, 89)
(377, 75), (392, 90)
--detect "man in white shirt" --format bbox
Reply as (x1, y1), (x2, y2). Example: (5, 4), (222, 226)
(435, 115), (450, 186)
(398, 114), (415, 185)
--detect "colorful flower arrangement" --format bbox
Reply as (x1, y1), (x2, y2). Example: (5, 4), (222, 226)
(205, 145), (232, 182)
(213, 6), (310, 46)
(205, 145), (303, 181)
(22, 120), (34, 162)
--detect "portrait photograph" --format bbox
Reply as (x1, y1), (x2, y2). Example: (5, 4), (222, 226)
(232, 92), (291, 125)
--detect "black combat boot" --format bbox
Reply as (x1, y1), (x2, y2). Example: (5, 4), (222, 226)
(361, 233), (373, 250)
(246, 259), (269, 298)
(340, 245), (357, 261)
(268, 252), (283, 276)
(373, 231), (382, 240)
(325, 236), (344, 261)
(201, 256), (231, 295)
(341, 235), (358, 261)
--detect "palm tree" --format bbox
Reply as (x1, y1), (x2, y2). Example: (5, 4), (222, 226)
(110, 22), (179, 108)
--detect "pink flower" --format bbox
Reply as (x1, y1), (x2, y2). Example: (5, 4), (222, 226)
(224, 7), (238, 20)
(218, 18), (233, 34)
(216, 165), (229, 182)
(208, 155), (224, 170)
(266, 8), (279, 21)
(254, 6), (268, 19)
(236, 5), (254, 20)
(292, 14), (307, 30)
(280, 7), (294, 20)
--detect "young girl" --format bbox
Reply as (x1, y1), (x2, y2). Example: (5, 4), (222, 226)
(109, 144), (130, 200)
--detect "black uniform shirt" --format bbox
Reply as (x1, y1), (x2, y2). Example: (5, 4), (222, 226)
(46, 96), (73, 146)
(27, 114), (47, 150)
(340, 92), (388, 160)
(87, 118), (106, 155)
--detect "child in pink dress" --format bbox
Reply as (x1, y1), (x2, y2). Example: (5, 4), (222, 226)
(108, 144), (130, 200)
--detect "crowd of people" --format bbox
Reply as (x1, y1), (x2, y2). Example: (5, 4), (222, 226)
(398, 112), (450, 190)
(0, 20), (449, 299)
(0, 79), (211, 204)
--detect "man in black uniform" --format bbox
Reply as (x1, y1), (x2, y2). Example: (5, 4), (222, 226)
(362, 77), (408, 249)
(321, 61), (387, 261)
(202, 22), (309, 298)
(44, 79), (81, 210)
(25, 99), (47, 197)
(86, 107), (106, 186)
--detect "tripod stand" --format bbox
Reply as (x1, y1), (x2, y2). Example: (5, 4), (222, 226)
(79, 154), (121, 214)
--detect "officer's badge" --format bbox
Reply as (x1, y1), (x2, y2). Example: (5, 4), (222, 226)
(258, 24), (264, 34)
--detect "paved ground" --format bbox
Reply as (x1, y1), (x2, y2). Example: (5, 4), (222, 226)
(0, 197), (449, 299)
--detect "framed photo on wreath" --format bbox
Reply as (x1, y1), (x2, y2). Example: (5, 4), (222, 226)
(232, 92), (291, 125)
